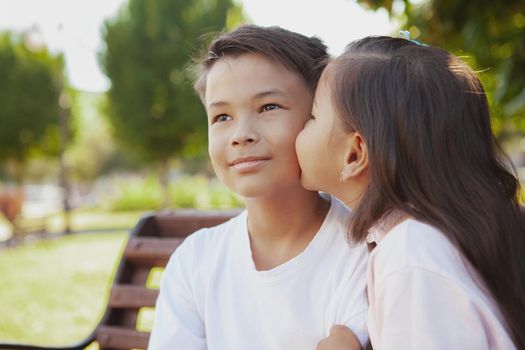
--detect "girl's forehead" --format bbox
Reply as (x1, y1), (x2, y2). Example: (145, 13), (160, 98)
(320, 62), (337, 83)
(314, 70), (334, 101)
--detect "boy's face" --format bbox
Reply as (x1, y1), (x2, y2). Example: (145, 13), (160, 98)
(205, 53), (313, 198)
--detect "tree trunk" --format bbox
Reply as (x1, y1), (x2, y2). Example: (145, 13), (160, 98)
(158, 158), (171, 209)
(58, 95), (72, 234)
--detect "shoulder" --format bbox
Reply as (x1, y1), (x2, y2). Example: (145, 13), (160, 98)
(158, 212), (247, 311)
(167, 210), (246, 268)
(369, 219), (468, 286)
(367, 220), (515, 349)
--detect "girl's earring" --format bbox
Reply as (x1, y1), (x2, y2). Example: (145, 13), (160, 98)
(339, 171), (345, 183)
(340, 163), (358, 182)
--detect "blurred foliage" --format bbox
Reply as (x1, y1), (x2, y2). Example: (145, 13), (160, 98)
(0, 32), (71, 182)
(357, 0), (525, 133)
(169, 175), (244, 209)
(65, 91), (118, 182)
(104, 174), (243, 211)
(100, 0), (245, 165)
(107, 175), (164, 211)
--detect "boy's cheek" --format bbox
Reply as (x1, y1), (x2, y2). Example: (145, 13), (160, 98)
(208, 149), (225, 173)
(209, 157), (230, 190)
(208, 136), (224, 158)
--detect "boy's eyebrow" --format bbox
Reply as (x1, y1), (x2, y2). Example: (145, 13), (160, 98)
(253, 89), (289, 100)
(207, 89), (289, 110)
(207, 100), (229, 109)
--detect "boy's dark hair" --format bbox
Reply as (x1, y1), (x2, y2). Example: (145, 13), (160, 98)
(193, 25), (328, 100)
(328, 36), (525, 348)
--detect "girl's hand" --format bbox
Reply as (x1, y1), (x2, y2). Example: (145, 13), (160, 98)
(317, 325), (362, 350)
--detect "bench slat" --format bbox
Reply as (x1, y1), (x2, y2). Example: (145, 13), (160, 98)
(109, 285), (159, 308)
(123, 237), (184, 267)
(96, 325), (150, 349)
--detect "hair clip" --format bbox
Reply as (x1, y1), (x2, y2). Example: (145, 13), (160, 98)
(208, 51), (220, 59)
(399, 30), (428, 47)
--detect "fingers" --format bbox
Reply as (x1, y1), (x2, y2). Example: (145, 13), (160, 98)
(330, 325), (353, 336)
(317, 325), (362, 350)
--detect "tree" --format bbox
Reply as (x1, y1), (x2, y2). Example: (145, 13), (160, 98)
(65, 91), (118, 182)
(357, 0), (525, 133)
(101, 0), (244, 207)
(0, 31), (71, 235)
(0, 32), (67, 183)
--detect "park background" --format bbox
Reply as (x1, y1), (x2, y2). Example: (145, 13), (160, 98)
(0, 0), (524, 346)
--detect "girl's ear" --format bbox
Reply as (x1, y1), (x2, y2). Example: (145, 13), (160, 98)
(340, 132), (368, 182)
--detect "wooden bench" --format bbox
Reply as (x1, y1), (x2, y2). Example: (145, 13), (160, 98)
(0, 209), (239, 350)
(10, 216), (48, 243)
(15, 216), (47, 234)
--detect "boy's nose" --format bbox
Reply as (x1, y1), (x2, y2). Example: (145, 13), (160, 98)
(230, 121), (259, 146)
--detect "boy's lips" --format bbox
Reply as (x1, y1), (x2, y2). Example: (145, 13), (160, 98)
(229, 156), (271, 171)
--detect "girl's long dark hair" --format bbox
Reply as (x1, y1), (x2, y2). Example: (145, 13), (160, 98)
(330, 36), (525, 349)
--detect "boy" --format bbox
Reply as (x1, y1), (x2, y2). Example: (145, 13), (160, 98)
(149, 25), (368, 350)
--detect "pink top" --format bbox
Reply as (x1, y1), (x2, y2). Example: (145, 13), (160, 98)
(366, 218), (516, 350)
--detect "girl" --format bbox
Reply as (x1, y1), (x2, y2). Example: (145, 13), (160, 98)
(298, 36), (525, 349)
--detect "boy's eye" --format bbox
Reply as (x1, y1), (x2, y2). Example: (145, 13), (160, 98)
(213, 114), (232, 123)
(260, 104), (280, 113)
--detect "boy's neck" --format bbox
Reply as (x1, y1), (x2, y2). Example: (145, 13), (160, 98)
(244, 187), (330, 271)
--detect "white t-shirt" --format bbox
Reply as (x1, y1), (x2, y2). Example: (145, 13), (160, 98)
(367, 219), (516, 350)
(149, 196), (368, 350)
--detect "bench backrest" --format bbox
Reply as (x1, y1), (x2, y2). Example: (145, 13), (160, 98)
(94, 210), (239, 350)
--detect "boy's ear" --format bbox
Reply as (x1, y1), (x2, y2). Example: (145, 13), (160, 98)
(340, 132), (368, 182)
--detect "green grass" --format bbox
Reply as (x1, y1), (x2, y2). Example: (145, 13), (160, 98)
(0, 232), (127, 346)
